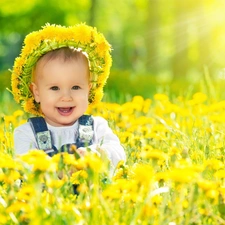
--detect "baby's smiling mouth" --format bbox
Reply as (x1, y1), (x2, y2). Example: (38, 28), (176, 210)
(57, 107), (74, 115)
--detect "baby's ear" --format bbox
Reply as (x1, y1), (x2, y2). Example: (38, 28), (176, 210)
(88, 83), (92, 90)
(30, 82), (40, 103)
(88, 83), (92, 97)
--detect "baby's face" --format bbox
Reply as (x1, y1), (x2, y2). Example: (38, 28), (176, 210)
(32, 58), (91, 126)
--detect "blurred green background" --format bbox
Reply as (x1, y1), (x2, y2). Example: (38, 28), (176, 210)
(1, 0), (225, 102)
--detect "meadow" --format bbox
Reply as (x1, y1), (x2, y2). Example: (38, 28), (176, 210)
(1, 81), (225, 224)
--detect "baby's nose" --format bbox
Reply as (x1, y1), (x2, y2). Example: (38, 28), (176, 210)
(61, 90), (72, 101)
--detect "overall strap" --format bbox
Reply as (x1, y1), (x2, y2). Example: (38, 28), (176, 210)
(28, 115), (94, 154)
(28, 117), (56, 156)
(76, 115), (94, 148)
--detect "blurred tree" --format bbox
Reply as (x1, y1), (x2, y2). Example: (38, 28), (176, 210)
(146, 0), (159, 74)
(1, 0), (225, 84)
(172, 0), (189, 78)
(89, 0), (97, 26)
(0, 0), (91, 70)
(197, 0), (215, 75)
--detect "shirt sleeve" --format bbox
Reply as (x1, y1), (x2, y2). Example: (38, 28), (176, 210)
(87, 116), (126, 168)
(13, 123), (38, 155)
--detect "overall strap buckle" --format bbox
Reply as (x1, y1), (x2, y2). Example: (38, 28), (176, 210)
(76, 115), (94, 148)
(28, 117), (54, 152)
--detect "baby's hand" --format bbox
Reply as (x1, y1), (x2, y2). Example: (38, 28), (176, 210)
(76, 147), (87, 157)
(68, 144), (86, 158)
(97, 147), (109, 161)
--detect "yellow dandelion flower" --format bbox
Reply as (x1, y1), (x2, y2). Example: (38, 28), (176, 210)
(24, 31), (41, 51)
(46, 179), (64, 189)
(141, 149), (167, 161)
(132, 95), (144, 105)
(85, 153), (104, 172)
(70, 170), (88, 185)
(3, 115), (16, 126)
(0, 152), (22, 170)
(205, 159), (224, 170)
(104, 53), (112, 70)
(214, 170), (225, 179)
(72, 23), (93, 44)
(73, 157), (88, 170)
(77, 183), (89, 193)
(155, 171), (169, 182)
(11, 78), (21, 103)
(16, 185), (37, 202)
(168, 146), (182, 156)
(182, 199), (189, 209)
(41, 191), (56, 205)
(90, 87), (104, 104)
(0, 215), (7, 224)
(206, 189), (219, 202)
(113, 168), (125, 181)
(23, 97), (41, 116)
(193, 92), (207, 103)
(6, 201), (30, 214)
(154, 93), (169, 101)
(168, 168), (199, 183)
(95, 33), (111, 57)
(20, 149), (57, 172)
(197, 180), (218, 191)
(187, 92), (207, 105)
(13, 110), (24, 118)
(61, 152), (76, 166)
(143, 98), (152, 113)
(14, 56), (26, 69)
(141, 204), (159, 217)
(0, 173), (19, 184)
(151, 195), (163, 205)
(40, 24), (60, 39)
(131, 164), (154, 186)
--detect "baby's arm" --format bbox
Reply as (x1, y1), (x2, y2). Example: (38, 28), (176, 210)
(81, 116), (126, 167)
(14, 123), (38, 155)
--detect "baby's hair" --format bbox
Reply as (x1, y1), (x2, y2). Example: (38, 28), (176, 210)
(39, 47), (89, 63)
(33, 47), (90, 81)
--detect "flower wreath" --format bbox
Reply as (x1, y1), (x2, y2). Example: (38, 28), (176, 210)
(11, 23), (112, 115)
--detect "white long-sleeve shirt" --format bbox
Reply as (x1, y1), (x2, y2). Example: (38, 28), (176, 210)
(14, 116), (126, 167)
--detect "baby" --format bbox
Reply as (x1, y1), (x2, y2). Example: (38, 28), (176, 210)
(11, 24), (126, 168)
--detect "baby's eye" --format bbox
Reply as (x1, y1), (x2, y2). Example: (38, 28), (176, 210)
(72, 86), (80, 90)
(50, 86), (59, 91)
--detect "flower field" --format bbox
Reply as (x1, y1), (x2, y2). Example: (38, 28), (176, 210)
(1, 92), (225, 224)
